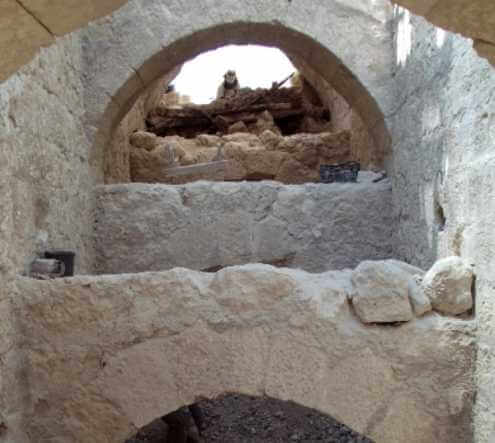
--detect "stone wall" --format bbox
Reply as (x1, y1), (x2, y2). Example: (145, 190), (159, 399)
(389, 10), (495, 442)
(0, 33), (102, 443)
(2, 1), (495, 89)
(393, 0), (495, 66)
(290, 55), (380, 169)
(106, 68), (181, 184)
(10, 263), (474, 443)
(0, 34), (97, 277)
(77, 0), (395, 174)
(94, 174), (394, 274)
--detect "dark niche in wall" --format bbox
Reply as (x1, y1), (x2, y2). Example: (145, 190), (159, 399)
(125, 393), (374, 443)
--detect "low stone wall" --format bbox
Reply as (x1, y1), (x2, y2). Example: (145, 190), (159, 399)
(94, 173), (394, 274)
(11, 261), (474, 443)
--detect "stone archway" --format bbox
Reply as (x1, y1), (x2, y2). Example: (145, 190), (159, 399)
(76, 0), (395, 183)
(16, 265), (473, 443)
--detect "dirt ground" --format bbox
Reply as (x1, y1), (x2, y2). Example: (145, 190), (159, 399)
(126, 394), (373, 443)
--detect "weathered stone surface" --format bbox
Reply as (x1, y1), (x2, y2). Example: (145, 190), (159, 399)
(11, 264), (475, 443)
(0, 0), (54, 85)
(107, 68), (181, 183)
(392, 1), (495, 67)
(227, 121), (249, 134)
(3, 1), (495, 442)
(421, 256), (474, 315)
(95, 174), (394, 274)
(289, 55), (379, 168)
(130, 130), (160, 152)
(130, 130), (351, 184)
(350, 260), (418, 323)
(389, 11), (495, 443)
(76, 0), (395, 172)
(0, 34), (96, 276)
(408, 275), (432, 316)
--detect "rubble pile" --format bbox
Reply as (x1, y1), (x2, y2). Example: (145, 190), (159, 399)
(131, 85), (355, 184)
(129, 129), (351, 184)
(146, 86), (331, 138)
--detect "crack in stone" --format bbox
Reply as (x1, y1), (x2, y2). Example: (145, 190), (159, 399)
(15, 0), (54, 37)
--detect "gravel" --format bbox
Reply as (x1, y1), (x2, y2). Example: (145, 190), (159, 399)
(126, 393), (374, 443)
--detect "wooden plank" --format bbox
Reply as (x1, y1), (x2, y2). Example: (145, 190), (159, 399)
(164, 160), (231, 177)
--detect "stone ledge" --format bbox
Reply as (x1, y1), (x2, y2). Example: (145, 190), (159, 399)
(94, 175), (395, 274)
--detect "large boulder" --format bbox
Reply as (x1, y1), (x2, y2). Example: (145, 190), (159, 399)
(421, 256), (474, 315)
(350, 260), (423, 323)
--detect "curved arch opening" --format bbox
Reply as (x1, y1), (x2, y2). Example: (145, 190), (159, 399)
(125, 393), (373, 443)
(99, 22), (391, 184)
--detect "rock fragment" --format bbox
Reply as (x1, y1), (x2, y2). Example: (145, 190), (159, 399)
(350, 260), (415, 323)
(421, 256), (474, 315)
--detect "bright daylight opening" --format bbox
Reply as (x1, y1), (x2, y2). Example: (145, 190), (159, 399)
(173, 45), (296, 104)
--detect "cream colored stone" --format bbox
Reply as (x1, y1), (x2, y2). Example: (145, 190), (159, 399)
(10, 264), (474, 443)
(130, 131), (351, 184)
(19, 0), (129, 36)
(422, 256), (474, 315)
(227, 121), (249, 134)
(0, 0), (54, 84)
(408, 275), (432, 316)
(94, 177), (394, 274)
(350, 260), (415, 323)
(129, 130), (158, 151)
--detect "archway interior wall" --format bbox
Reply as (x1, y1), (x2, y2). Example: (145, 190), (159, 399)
(2, 0), (494, 88)
(389, 11), (495, 442)
(13, 265), (474, 443)
(105, 67), (181, 184)
(288, 53), (380, 169)
(81, 0), (396, 183)
(0, 0), (394, 276)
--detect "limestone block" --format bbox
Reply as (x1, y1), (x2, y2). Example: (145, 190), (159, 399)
(422, 256), (474, 315)
(129, 130), (159, 151)
(95, 176), (394, 274)
(196, 134), (223, 147)
(260, 130), (282, 150)
(227, 121), (249, 134)
(408, 275), (432, 316)
(350, 260), (415, 323)
(253, 110), (281, 135)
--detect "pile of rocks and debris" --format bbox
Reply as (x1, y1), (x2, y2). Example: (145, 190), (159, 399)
(147, 86), (331, 138)
(128, 83), (357, 184)
(129, 129), (350, 184)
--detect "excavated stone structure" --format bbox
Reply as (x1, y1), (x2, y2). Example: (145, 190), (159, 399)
(1, 1), (495, 442)
(94, 174), (394, 274)
(13, 264), (475, 443)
